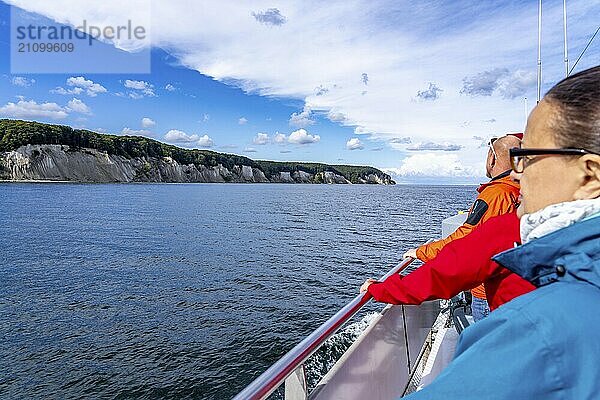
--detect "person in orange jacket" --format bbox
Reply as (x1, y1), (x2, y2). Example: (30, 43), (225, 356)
(403, 133), (522, 321)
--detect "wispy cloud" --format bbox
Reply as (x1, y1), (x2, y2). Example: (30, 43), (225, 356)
(315, 85), (329, 96)
(124, 79), (155, 98)
(416, 83), (442, 101)
(361, 73), (369, 86)
(289, 105), (314, 128)
(252, 8), (287, 26)
(407, 142), (462, 151)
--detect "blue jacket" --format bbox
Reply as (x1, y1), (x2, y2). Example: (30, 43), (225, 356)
(405, 214), (600, 399)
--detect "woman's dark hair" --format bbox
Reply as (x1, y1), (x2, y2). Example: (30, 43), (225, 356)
(544, 65), (600, 154)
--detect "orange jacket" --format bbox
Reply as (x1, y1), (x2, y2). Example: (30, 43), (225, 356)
(415, 170), (520, 299)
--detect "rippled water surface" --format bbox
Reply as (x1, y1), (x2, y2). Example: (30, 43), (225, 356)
(0, 183), (474, 399)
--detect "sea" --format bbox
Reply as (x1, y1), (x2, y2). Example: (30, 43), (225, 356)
(0, 183), (474, 399)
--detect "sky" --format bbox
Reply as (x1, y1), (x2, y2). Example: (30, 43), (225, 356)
(0, 0), (599, 184)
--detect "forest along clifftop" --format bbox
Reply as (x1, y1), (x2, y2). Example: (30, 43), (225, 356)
(0, 119), (395, 184)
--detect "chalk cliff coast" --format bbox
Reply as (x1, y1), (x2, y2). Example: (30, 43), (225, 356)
(0, 120), (395, 184)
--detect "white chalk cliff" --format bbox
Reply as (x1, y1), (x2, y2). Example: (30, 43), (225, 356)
(0, 144), (394, 184)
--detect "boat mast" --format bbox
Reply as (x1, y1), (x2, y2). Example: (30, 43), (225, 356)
(537, 0), (542, 103)
(563, 0), (569, 77)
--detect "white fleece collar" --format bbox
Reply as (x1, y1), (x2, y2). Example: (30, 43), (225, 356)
(520, 199), (600, 244)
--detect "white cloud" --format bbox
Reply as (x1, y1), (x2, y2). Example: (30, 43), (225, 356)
(122, 127), (152, 137)
(407, 142), (462, 151)
(460, 68), (536, 99)
(289, 105), (314, 128)
(11, 76), (35, 87)
(387, 137), (412, 150)
(165, 129), (198, 143)
(124, 80), (150, 90)
(243, 147), (258, 153)
(327, 111), (346, 122)
(386, 153), (483, 178)
(354, 126), (371, 135)
(288, 128), (320, 145)
(273, 132), (287, 144)
(52, 77), (107, 97)
(165, 83), (176, 91)
(141, 117), (156, 128)
(346, 138), (364, 150)
(0, 99), (68, 119)
(66, 98), (91, 114)
(238, 117), (248, 125)
(124, 79), (155, 97)
(164, 129), (214, 147)
(497, 70), (537, 99)
(67, 77), (107, 96)
(253, 132), (269, 145)
(197, 134), (214, 147)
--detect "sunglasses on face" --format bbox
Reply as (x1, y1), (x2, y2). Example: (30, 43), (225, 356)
(509, 147), (598, 173)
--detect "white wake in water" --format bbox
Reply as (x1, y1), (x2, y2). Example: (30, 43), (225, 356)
(304, 311), (379, 391)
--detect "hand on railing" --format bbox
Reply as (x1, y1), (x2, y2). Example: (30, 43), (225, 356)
(359, 278), (378, 293)
(360, 250), (417, 293)
(403, 248), (418, 259)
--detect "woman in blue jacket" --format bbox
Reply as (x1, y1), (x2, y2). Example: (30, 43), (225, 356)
(406, 65), (600, 399)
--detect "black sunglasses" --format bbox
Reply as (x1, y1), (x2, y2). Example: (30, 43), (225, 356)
(509, 147), (598, 173)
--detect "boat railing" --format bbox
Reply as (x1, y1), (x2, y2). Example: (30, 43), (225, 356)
(232, 256), (420, 400)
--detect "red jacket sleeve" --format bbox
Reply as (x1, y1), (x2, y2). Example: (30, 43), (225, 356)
(368, 213), (520, 305)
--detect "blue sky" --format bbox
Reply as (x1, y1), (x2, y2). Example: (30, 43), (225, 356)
(1, 0), (599, 183)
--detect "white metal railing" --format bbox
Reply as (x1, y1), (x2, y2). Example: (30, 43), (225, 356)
(232, 257), (418, 400)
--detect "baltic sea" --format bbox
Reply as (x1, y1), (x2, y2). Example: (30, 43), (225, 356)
(0, 183), (474, 399)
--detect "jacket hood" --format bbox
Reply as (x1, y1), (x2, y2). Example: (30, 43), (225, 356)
(493, 214), (600, 289)
(477, 170), (520, 193)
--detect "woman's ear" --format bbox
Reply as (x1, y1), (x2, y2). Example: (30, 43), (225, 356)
(573, 155), (600, 200)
